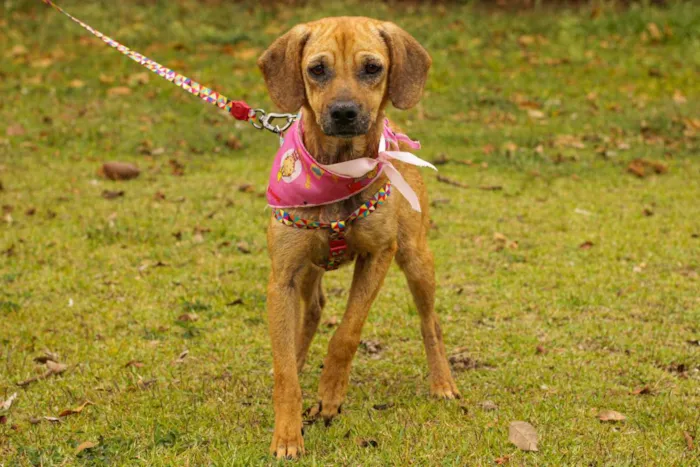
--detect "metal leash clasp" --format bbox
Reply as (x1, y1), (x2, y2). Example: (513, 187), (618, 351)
(250, 109), (297, 134)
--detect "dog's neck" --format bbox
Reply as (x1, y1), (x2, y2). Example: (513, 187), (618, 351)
(301, 109), (384, 166)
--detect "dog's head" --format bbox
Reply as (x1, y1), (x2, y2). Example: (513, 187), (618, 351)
(258, 17), (431, 138)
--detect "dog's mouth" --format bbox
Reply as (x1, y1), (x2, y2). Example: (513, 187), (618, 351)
(321, 117), (371, 138)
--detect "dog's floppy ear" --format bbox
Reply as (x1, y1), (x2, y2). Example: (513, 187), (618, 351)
(258, 25), (310, 113)
(379, 22), (431, 110)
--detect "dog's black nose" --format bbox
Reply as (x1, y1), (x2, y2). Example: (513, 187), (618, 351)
(329, 101), (359, 125)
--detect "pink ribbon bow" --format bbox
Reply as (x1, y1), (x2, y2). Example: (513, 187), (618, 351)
(318, 133), (436, 212)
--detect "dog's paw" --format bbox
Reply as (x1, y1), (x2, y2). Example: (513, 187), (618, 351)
(430, 378), (461, 400)
(304, 401), (342, 427)
(270, 427), (304, 460)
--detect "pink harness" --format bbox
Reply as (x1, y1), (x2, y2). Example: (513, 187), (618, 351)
(268, 117), (436, 270)
(266, 117), (435, 212)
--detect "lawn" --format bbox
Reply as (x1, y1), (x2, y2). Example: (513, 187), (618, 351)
(1, 0), (699, 465)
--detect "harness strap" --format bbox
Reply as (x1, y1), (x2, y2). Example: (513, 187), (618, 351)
(272, 183), (391, 270)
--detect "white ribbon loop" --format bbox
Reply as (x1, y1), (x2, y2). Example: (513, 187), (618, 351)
(321, 150), (436, 213)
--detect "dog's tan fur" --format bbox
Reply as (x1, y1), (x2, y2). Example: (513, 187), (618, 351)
(258, 17), (459, 459)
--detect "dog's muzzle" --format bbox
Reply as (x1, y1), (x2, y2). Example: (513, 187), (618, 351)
(322, 101), (370, 137)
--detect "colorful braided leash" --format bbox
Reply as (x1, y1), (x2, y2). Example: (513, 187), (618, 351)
(41, 0), (296, 134)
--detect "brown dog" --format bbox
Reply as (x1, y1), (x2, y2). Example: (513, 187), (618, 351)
(258, 17), (460, 459)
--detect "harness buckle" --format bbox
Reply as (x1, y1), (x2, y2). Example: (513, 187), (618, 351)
(329, 238), (347, 257)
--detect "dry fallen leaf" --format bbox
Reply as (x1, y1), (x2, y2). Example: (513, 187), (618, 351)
(481, 400), (498, 411)
(683, 431), (695, 451)
(177, 313), (199, 322)
(359, 339), (383, 357)
(237, 241), (251, 254)
(355, 437), (378, 448)
(75, 440), (98, 455)
(598, 410), (626, 422)
(107, 86), (132, 97)
(124, 360), (144, 368)
(6, 124), (26, 137)
(437, 175), (468, 188)
(101, 190), (125, 200)
(1, 393), (17, 411)
(579, 241), (594, 250)
(173, 349), (189, 364)
(46, 361), (67, 375)
(101, 162), (140, 181)
(59, 400), (93, 417)
(509, 421), (538, 451)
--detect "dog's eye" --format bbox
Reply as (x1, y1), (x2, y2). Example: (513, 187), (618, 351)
(310, 64), (325, 76)
(364, 63), (382, 75)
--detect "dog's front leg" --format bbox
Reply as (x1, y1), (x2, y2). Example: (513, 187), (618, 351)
(267, 270), (304, 459)
(310, 243), (397, 424)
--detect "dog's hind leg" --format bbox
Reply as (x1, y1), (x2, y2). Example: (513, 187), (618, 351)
(396, 237), (460, 400)
(296, 268), (325, 371)
(308, 243), (397, 424)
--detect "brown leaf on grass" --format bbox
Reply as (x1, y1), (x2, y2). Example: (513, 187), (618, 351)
(1, 393), (17, 411)
(324, 316), (338, 328)
(630, 386), (653, 396)
(372, 403), (394, 411)
(480, 185), (503, 191)
(433, 153), (450, 165)
(482, 144), (495, 155)
(75, 441), (98, 455)
(69, 79), (85, 89)
(101, 162), (140, 181)
(493, 232), (518, 251)
(579, 241), (594, 250)
(177, 313), (199, 322)
(238, 183), (256, 193)
(237, 241), (251, 254)
(0, 415), (6, 425)
(227, 298), (244, 306)
(437, 175), (468, 188)
(9, 44), (28, 57)
(101, 190), (124, 200)
(481, 400), (498, 411)
(509, 421), (538, 451)
(359, 340), (383, 357)
(58, 400), (93, 418)
(99, 74), (115, 84)
(34, 350), (60, 364)
(43, 416), (61, 423)
(225, 135), (242, 150)
(128, 72), (150, 86)
(527, 109), (545, 119)
(431, 198), (451, 207)
(172, 350), (189, 364)
(627, 158), (668, 178)
(683, 431), (695, 451)
(137, 377), (157, 390)
(169, 159), (185, 176)
(107, 86), (132, 97)
(598, 410), (626, 422)
(124, 360), (144, 368)
(355, 437), (378, 448)
(449, 352), (487, 372)
(673, 90), (687, 105)
(46, 361), (68, 375)
(6, 124), (26, 137)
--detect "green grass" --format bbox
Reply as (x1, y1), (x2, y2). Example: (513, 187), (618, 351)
(1, 0), (699, 465)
